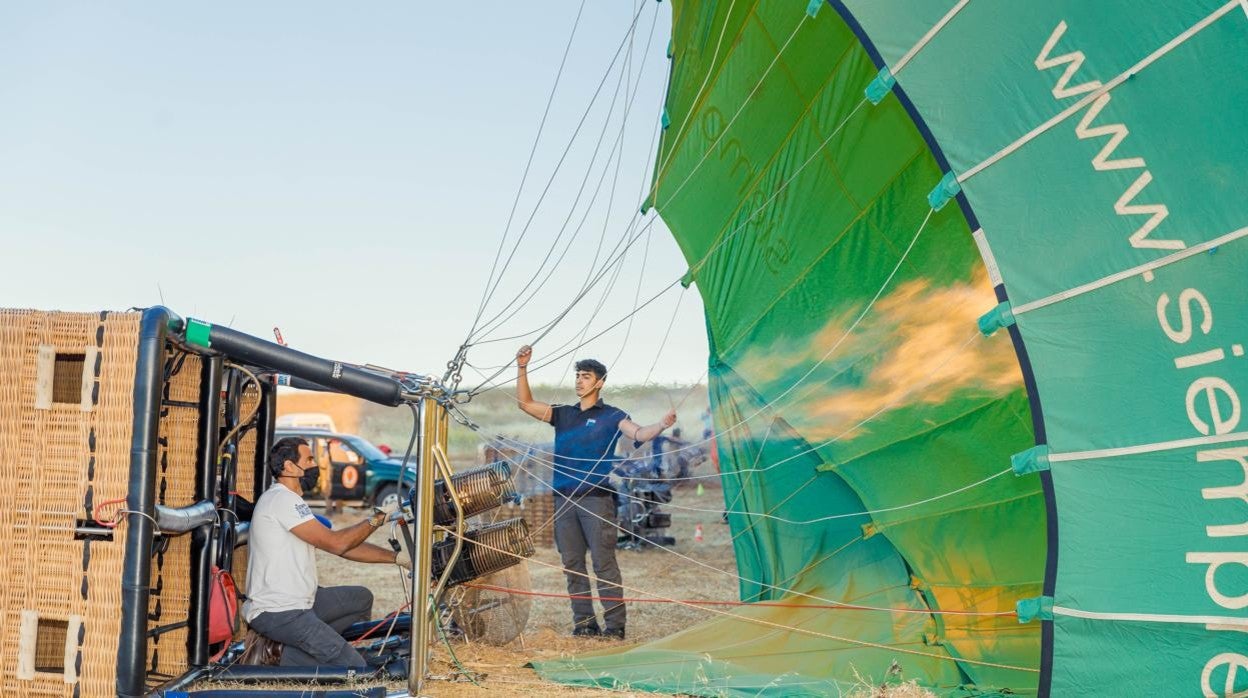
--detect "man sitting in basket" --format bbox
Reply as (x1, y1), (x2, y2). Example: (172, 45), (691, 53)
(243, 436), (408, 666)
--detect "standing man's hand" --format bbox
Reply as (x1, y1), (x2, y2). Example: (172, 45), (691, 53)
(661, 409), (677, 429)
(515, 345), (552, 421)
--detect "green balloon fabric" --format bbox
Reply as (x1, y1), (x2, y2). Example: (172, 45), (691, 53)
(532, 2), (1248, 695)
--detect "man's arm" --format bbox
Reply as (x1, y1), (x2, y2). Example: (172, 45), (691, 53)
(290, 514), (382, 556)
(619, 409), (677, 443)
(340, 541), (400, 564)
(515, 345), (552, 422)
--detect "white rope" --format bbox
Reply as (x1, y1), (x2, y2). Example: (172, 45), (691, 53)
(473, 1), (835, 356)
(489, 424), (1015, 525)
(447, 515), (1036, 673)
(458, 449), (1023, 626)
(471, 3), (659, 343)
(1012, 225), (1248, 315)
(891, 0), (971, 75)
(485, 329), (985, 493)
(467, 0), (990, 385)
(1049, 430), (1248, 463)
(470, 7), (669, 350)
(649, 0), (744, 187)
(469, 2), (652, 338)
(1053, 605), (1248, 627)
(654, 8), (811, 208)
(466, 0), (589, 338)
(470, 1), (795, 351)
(959, 0), (1242, 183)
(483, 205), (938, 469)
(466, 6), (857, 375)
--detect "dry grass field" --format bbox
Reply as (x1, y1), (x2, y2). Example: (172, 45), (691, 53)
(317, 481), (741, 697)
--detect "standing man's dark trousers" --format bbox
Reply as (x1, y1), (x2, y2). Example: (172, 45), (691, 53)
(554, 492), (625, 635)
(248, 586), (374, 666)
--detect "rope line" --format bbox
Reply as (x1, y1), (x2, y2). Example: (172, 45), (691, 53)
(481, 422), (1013, 527)
(958, 0), (1241, 183)
(473, 430), (1021, 620)
(445, 527), (1038, 674)
(463, 0), (996, 385)
(651, 6), (810, 208)
(477, 205), (939, 467)
(468, 0), (653, 343)
(465, 0), (589, 340)
(461, 582), (1016, 616)
(462, 5), (820, 368)
(470, 3), (664, 344)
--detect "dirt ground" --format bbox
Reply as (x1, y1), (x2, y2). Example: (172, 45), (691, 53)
(317, 482), (740, 697)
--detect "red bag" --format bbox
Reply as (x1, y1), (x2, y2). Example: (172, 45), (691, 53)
(208, 566), (240, 644)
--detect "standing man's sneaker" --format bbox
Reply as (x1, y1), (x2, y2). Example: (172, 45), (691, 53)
(602, 627), (626, 640)
(572, 624), (602, 637)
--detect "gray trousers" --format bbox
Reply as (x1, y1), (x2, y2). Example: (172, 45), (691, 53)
(553, 493), (625, 631)
(248, 585), (373, 667)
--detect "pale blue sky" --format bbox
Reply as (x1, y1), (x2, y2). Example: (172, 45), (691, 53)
(0, 1), (710, 387)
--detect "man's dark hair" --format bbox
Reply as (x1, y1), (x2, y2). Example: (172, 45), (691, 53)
(269, 436), (308, 478)
(574, 358), (607, 381)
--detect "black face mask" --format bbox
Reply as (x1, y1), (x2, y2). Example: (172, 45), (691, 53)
(298, 465), (321, 492)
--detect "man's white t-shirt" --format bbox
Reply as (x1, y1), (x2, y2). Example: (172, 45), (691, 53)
(243, 483), (318, 622)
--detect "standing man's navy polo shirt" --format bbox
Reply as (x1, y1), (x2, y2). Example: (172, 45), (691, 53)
(548, 401), (630, 496)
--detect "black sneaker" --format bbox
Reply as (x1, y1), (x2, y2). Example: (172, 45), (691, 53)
(572, 625), (601, 637)
(602, 628), (625, 640)
(381, 657), (409, 679)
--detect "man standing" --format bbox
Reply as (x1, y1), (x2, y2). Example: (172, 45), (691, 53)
(515, 345), (675, 639)
(244, 436), (409, 666)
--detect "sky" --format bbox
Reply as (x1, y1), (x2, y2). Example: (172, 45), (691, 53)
(0, 1), (710, 387)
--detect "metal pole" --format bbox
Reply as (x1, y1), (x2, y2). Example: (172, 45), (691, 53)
(430, 444), (465, 604)
(117, 306), (177, 698)
(217, 368), (242, 570)
(184, 320), (404, 406)
(408, 397), (441, 695)
(188, 355), (223, 667)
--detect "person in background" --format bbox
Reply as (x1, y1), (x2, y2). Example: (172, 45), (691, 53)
(514, 345), (675, 640)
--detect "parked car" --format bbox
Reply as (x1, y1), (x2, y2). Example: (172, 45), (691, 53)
(274, 428), (415, 508)
(276, 412), (338, 431)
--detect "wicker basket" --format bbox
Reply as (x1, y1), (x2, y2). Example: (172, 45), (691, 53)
(494, 491), (555, 548)
(0, 311), (206, 697)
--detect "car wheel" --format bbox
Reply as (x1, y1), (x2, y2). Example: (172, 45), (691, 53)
(375, 484), (401, 510)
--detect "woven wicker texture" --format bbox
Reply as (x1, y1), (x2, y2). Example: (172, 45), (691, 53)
(145, 349), (201, 683)
(230, 546), (248, 639)
(496, 492), (554, 547)
(233, 382), (260, 502)
(0, 310), (141, 698)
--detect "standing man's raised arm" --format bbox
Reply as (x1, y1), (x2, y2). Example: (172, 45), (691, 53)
(620, 409), (677, 443)
(516, 345), (553, 422)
